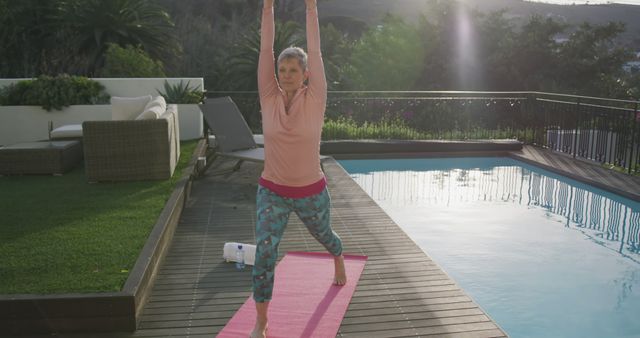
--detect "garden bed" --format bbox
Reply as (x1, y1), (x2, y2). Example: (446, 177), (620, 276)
(0, 140), (206, 334)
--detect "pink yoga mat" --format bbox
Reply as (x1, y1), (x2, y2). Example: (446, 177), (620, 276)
(217, 252), (367, 338)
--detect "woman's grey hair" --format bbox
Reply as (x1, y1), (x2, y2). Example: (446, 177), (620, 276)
(277, 47), (308, 70)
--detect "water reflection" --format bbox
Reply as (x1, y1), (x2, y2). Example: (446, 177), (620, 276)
(344, 158), (640, 262)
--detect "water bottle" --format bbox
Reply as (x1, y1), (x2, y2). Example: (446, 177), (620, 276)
(235, 244), (245, 270)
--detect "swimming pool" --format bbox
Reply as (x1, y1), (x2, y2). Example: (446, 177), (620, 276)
(339, 157), (640, 338)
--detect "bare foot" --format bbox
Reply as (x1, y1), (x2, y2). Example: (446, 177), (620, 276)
(250, 322), (267, 338)
(333, 255), (347, 285)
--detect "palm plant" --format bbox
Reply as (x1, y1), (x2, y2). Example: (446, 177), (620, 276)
(157, 80), (204, 104)
(56, 0), (180, 76)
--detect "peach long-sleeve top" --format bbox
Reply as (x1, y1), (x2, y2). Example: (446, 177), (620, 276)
(258, 6), (327, 191)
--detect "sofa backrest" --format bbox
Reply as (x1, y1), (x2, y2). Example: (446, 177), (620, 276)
(111, 95), (152, 120)
(82, 105), (180, 182)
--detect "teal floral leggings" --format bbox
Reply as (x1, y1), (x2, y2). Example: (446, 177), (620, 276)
(252, 185), (343, 302)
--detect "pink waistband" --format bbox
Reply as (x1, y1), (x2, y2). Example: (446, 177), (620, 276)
(259, 176), (327, 198)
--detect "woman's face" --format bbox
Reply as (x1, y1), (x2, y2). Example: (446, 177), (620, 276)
(277, 57), (308, 93)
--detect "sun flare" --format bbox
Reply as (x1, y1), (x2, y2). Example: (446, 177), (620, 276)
(454, 4), (481, 89)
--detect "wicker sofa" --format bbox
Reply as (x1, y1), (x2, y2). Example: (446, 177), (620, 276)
(82, 102), (180, 182)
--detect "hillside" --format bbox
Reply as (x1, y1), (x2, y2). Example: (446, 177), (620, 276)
(318, 0), (640, 49)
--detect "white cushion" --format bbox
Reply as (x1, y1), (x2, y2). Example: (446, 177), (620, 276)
(143, 96), (167, 112)
(50, 124), (83, 139)
(135, 96), (166, 120)
(135, 106), (162, 120)
(111, 95), (152, 120)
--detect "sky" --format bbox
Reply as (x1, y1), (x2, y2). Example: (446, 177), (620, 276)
(525, 0), (640, 4)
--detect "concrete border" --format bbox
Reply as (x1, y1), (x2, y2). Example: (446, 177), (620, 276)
(0, 139), (207, 335)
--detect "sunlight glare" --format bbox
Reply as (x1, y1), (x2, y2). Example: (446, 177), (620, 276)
(454, 4), (481, 90)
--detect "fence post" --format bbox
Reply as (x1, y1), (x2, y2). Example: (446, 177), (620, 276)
(572, 99), (581, 159)
(528, 93), (539, 146)
(628, 102), (639, 174)
(522, 94), (530, 144)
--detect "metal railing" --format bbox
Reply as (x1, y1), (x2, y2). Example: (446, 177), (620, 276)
(533, 92), (639, 175)
(205, 90), (640, 175)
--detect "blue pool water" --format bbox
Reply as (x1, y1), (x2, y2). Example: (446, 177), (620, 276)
(339, 157), (640, 338)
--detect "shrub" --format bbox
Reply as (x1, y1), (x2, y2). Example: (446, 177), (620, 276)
(0, 81), (32, 106)
(99, 43), (166, 78)
(0, 75), (110, 111)
(323, 117), (429, 140)
(323, 116), (525, 141)
(157, 80), (204, 104)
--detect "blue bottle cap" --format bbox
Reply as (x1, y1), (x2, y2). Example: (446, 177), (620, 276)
(238, 244), (243, 249)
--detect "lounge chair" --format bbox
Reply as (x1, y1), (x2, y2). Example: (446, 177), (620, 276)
(199, 96), (329, 176)
(200, 96), (264, 161)
(198, 97), (264, 175)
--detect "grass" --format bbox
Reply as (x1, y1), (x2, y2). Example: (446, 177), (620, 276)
(601, 162), (640, 177)
(0, 140), (197, 294)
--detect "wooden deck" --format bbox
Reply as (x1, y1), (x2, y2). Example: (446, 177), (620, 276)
(131, 158), (508, 337)
(20, 145), (640, 338)
(511, 145), (640, 201)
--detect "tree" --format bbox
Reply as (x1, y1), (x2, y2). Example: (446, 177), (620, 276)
(321, 16), (368, 40)
(623, 67), (640, 100)
(346, 15), (425, 90)
(99, 44), (166, 78)
(511, 15), (566, 91)
(57, 0), (180, 76)
(415, 1), (484, 90)
(556, 22), (633, 97)
(156, 0), (339, 87)
(320, 23), (355, 90)
(477, 10), (518, 90)
(0, 0), (73, 77)
(169, 13), (222, 84)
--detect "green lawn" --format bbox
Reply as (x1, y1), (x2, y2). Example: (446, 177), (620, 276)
(0, 141), (197, 294)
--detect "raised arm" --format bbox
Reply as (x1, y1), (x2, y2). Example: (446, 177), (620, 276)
(258, 0), (278, 100)
(305, 0), (327, 103)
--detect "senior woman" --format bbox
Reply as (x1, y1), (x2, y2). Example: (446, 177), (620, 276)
(250, 0), (346, 336)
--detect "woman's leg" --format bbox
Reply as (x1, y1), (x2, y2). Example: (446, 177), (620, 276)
(251, 302), (269, 338)
(294, 187), (346, 284)
(252, 186), (291, 337)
